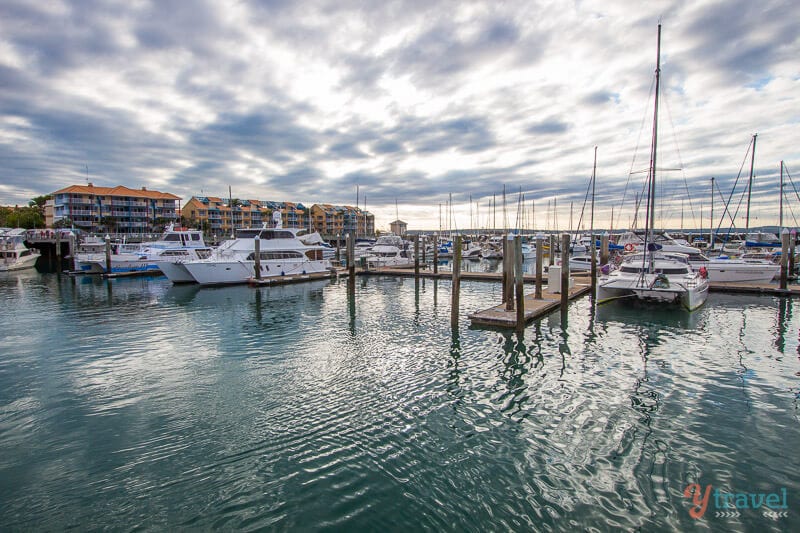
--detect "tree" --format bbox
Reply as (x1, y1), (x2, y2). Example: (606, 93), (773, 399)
(53, 218), (73, 229)
(28, 195), (51, 209)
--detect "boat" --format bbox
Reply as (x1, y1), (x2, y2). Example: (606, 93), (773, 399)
(567, 254), (598, 271)
(182, 215), (331, 285)
(694, 255), (779, 283)
(74, 225), (211, 274)
(0, 228), (41, 271)
(598, 24), (709, 310)
(364, 234), (414, 268)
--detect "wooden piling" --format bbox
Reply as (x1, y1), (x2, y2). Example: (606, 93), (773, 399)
(780, 228), (790, 289)
(433, 234), (439, 274)
(514, 235), (524, 330)
(335, 234), (341, 265)
(505, 236), (515, 311)
(414, 235), (420, 277)
(535, 234), (544, 299)
(68, 233), (76, 272)
(55, 230), (62, 260)
(501, 237), (508, 303)
(347, 233), (355, 278)
(549, 234), (555, 266)
(422, 235), (427, 263)
(254, 235), (262, 280)
(450, 235), (462, 328)
(561, 233), (570, 309)
(104, 234), (112, 274)
(600, 232), (609, 265)
(790, 230), (796, 279)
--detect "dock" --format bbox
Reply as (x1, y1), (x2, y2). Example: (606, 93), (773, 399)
(468, 282), (592, 327)
(247, 269), (342, 286)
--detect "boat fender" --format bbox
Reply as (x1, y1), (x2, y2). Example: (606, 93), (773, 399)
(624, 243), (635, 252)
(699, 266), (708, 279)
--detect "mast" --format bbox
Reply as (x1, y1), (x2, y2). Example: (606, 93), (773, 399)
(744, 133), (757, 235)
(647, 23), (662, 238)
(591, 146), (597, 238)
(710, 177), (715, 249)
(779, 161), (784, 232)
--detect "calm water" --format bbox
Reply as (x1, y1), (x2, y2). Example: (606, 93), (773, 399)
(1, 269), (798, 531)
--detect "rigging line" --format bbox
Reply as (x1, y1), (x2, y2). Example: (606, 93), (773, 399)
(574, 166), (595, 241)
(661, 84), (699, 229)
(617, 73), (657, 231)
(716, 138), (754, 240)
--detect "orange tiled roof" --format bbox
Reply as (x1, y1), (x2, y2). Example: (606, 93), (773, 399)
(52, 184), (180, 200)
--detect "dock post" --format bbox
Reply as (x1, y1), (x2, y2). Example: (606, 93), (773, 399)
(336, 233), (341, 265)
(590, 235), (597, 296)
(55, 230), (62, 271)
(561, 233), (570, 309)
(422, 235), (427, 263)
(254, 235), (262, 280)
(514, 235), (524, 330)
(433, 234), (439, 275)
(68, 233), (76, 272)
(104, 234), (112, 274)
(790, 230), (797, 279)
(780, 228), (790, 289)
(535, 233), (544, 299)
(502, 235), (514, 311)
(347, 233), (356, 295)
(414, 235), (420, 277)
(450, 235), (462, 328)
(549, 234), (555, 266)
(600, 232), (609, 265)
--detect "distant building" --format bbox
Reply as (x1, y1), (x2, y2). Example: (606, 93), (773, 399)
(389, 219), (407, 236)
(311, 204), (374, 237)
(182, 197), (312, 235)
(51, 184), (180, 233)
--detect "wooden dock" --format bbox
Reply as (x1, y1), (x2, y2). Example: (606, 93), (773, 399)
(709, 281), (800, 296)
(247, 269), (341, 286)
(468, 282), (592, 327)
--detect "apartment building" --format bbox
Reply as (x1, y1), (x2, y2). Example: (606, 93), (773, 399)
(310, 204), (375, 237)
(51, 184), (180, 233)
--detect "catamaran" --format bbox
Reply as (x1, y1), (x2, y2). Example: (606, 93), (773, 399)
(598, 24), (709, 310)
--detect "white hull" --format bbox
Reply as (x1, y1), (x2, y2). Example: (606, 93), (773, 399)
(74, 254), (160, 274)
(597, 274), (709, 311)
(154, 261), (196, 283)
(0, 252), (39, 271)
(184, 259), (331, 285)
(695, 260), (780, 283)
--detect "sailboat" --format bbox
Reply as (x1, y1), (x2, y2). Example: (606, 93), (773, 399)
(597, 24), (709, 310)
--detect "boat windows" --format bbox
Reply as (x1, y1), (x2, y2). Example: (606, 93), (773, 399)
(246, 251), (304, 260)
(191, 233), (201, 241)
(305, 249), (323, 260)
(163, 234), (182, 242)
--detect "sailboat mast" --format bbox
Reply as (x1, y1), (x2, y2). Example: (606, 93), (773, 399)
(710, 177), (715, 249)
(744, 133), (757, 235)
(648, 23), (662, 237)
(779, 160), (784, 232)
(591, 146), (597, 237)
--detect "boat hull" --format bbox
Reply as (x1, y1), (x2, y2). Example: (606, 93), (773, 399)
(184, 259), (331, 286)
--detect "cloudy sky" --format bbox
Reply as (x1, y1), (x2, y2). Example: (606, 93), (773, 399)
(1, 0), (798, 231)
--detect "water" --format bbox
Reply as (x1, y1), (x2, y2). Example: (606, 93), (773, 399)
(1, 270), (798, 531)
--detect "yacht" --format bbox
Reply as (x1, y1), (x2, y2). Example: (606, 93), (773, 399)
(691, 254), (780, 283)
(0, 228), (40, 271)
(74, 225), (210, 274)
(364, 234), (414, 268)
(181, 219), (331, 285)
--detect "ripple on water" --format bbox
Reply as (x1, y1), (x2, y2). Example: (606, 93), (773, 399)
(0, 274), (799, 530)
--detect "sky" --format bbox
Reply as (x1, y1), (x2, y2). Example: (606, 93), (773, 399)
(0, 0), (798, 232)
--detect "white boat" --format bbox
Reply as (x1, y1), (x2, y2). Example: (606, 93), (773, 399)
(0, 228), (40, 271)
(691, 255), (780, 283)
(364, 235), (414, 268)
(598, 24), (709, 311)
(568, 254), (598, 271)
(74, 225), (210, 274)
(598, 252), (709, 310)
(182, 216), (331, 285)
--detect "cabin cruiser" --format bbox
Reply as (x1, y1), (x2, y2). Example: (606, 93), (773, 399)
(690, 254), (780, 283)
(363, 234), (414, 268)
(181, 217), (331, 285)
(616, 231), (703, 259)
(0, 228), (40, 271)
(74, 225), (210, 274)
(598, 251), (709, 310)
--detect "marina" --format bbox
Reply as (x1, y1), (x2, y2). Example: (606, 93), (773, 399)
(1, 268), (798, 530)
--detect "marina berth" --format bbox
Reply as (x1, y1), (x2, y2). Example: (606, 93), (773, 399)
(0, 228), (40, 271)
(363, 234), (414, 268)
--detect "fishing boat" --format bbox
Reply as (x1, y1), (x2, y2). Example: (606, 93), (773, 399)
(182, 214), (331, 285)
(0, 228), (40, 271)
(598, 24), (709, 310)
